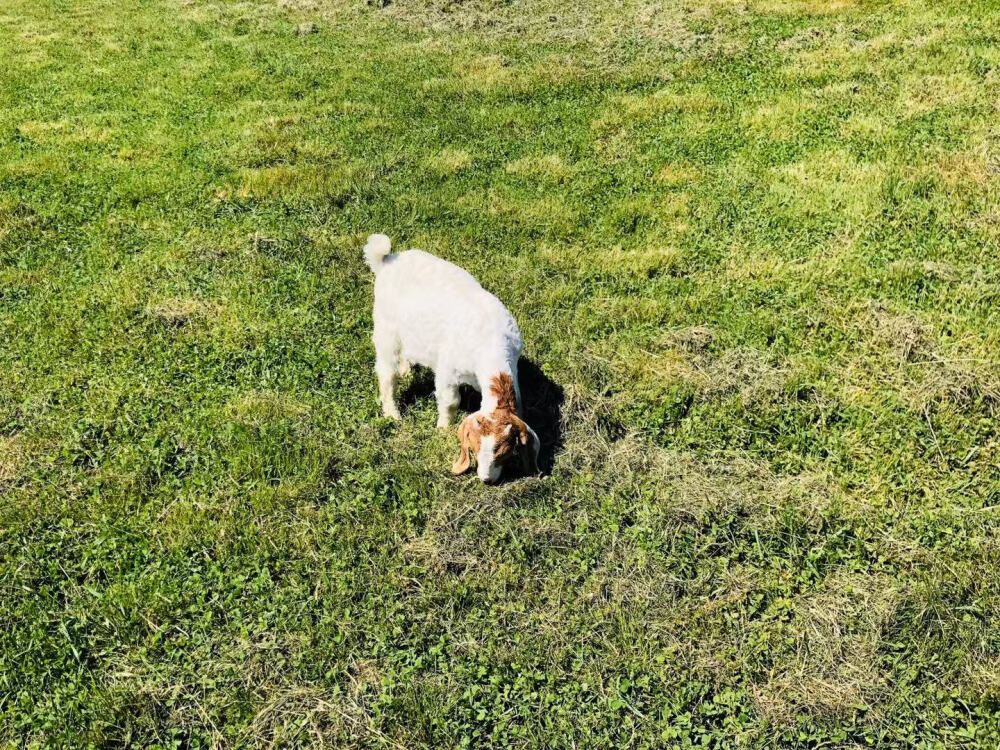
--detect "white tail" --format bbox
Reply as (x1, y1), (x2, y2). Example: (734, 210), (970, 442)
(363, 234), (392, 272)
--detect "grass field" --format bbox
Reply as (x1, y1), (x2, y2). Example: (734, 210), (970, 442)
(4, 0), (1000, 745)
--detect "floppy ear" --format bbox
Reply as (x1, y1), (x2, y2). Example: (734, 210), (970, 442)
(451, 418), (473, 475)
(518, 422), (540, 476)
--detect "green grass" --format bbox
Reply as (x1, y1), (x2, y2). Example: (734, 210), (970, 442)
(3, 0), (1000, 745)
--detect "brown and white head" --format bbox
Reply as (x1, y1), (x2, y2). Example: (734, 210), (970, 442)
(451, 374), (540, 484)
(451, 409), (540, 484)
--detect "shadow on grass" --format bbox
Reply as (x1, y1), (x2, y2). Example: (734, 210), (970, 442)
(398, 365), (436, 412)
(397, 358), (564, 477)
(518, 358), (564, 476)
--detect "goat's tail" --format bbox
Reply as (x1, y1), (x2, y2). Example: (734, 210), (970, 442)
(363, 234), (392, 272)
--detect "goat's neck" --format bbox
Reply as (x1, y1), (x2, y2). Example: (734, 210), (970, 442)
(479, 364), (518, 414)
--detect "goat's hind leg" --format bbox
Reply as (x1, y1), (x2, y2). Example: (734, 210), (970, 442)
(373, 327), (402, 420)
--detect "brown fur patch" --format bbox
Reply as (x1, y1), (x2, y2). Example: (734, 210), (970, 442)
(486, 412), (522, 463)
(485, 374), (526, 461)
(452, 416), (481, 474)
(489, 373), (518, 412)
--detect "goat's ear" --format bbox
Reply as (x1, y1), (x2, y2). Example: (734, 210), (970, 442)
(451, 418), (473, 475)
(518, 422), (540, 476)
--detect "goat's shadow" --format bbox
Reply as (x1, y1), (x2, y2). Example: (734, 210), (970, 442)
(398, 357), (564, 476)
(398, 366), (436, 412)
(516, 359), (564, 475)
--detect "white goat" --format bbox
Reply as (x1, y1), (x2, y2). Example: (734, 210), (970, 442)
(364, 234), (539, 483)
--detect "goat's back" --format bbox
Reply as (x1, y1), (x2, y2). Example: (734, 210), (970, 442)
(372, 250), (519, 369)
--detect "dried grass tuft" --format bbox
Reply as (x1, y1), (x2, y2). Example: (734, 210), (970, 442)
(752, 572), (899, 724)
(145, 297), (221, 326)
(0, 435), (28, 482)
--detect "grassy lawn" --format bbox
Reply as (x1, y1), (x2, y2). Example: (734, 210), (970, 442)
(4, 0), (1000, 745)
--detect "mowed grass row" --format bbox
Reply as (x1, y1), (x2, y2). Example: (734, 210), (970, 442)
(3, 0), (1000, 745)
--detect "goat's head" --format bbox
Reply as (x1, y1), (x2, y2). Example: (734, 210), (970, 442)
(451, 410), (540, 484)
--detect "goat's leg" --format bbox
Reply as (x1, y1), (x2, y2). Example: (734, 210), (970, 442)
(373, 327), (401, 420)
(511, 361), (524, 414)
(435, 372), (460, 428)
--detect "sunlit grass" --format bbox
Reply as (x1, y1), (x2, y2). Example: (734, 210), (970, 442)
(3, 0), (1000, 745)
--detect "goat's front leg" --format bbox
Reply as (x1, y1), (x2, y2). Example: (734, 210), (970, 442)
(435, 372), (460, 428)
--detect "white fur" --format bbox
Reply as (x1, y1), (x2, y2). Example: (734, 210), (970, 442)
(363, 233), (392, 272)
(364, 234), (523, 427)
(477, 435), (501, 484)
